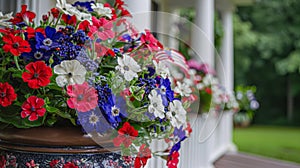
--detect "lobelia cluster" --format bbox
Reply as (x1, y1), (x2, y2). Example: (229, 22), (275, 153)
(0, 0), (195, 168)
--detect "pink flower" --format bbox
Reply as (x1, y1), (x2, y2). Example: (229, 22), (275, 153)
(93, 17), (115, 40)
(21, 96), (46, 121)
(140, 29), (163, 52)
(26, 160), (38, 168)
(67, 82), (98, 112)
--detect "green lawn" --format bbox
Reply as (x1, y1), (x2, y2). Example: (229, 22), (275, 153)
(233, 125), (300, 163)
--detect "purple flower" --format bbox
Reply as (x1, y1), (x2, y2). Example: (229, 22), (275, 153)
(77, 109), (111, 134)
(76, 50), (98, 71)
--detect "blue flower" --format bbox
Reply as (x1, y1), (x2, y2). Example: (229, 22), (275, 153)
(170, 126), (186, 153)
(71, 30), (90, 45)
(73, 1), (95, 12)
(95, 84), (127, 128)
(156, 77), (174, 106)
(35, 26), (62, 51)
(77, 109), (111, 134)
(21, 40), (52, 63)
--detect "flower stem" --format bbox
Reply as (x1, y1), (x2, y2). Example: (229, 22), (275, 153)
(14, 56), (21, 70)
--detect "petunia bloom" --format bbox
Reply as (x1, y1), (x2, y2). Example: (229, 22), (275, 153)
(113, 122), (138, 148)
(93, 17), (115, 40)
(140, 29), (163, 52)
(67, 82), (98, 112)
(54, 60), (87, 87)
(167, 151), (179, 168)
(166, 100), (187, 128)
(134, 144), (151, 168)
(148, 89), (165, 119)
(2, 33), (31, 56)
(22, 61), (53, 89)
(21, 96), (46, 121)
(10, 5), (36, 25)
(0, 82), (17, 107)
(115, 54), (141, 81)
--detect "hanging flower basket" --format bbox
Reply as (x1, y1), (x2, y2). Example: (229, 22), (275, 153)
(0, 0), (197, 167)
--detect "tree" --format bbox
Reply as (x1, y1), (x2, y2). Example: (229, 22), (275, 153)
(234, 0), (300, 124)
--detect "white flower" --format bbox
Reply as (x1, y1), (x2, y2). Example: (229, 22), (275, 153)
(148, 90), (165, 119)
(166, 100), (187, 128)
(54, 60), (87, 87)
(153, 60), (170, 79)
(91, 3), (112, 19)
(56, 0), (92, 23)
(116, 55), (141, 81)
(203, 74), (218, 86)
(174, 81), (192, 97)
(0, 12), (13, 27)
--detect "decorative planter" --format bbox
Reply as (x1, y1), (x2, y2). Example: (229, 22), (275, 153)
(0, 127), (131, 168)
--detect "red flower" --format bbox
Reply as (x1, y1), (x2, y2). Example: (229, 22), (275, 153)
(140, 29), (163, 52)
(51, 8), (60, 18)
(2, 33), (31, 56)
(63, 162), (78, 168)
(0, 82), (17, 107)
(205, 87), (212, 95)
(49, 160), (60, 168)
(25, 27), (45, 39)
(62, 14), (77, 26)
(113, 122), (138, 148)
(22, 61), (53, 89)
(21, 96), (46, 121)
(67, 82), (98, 112)
(10, 5), (36, 24)
(167, 151), (180, 168)
(0, 155), (6, 168)
(134, 144), (151, 168)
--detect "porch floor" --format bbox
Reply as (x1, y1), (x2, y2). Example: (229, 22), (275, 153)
(214, 152), (300, 168)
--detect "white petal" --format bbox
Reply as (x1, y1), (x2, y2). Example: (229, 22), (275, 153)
(56, 75), (68, 87)
(72, 75), (85, 85)
(54, 64), (67, 75)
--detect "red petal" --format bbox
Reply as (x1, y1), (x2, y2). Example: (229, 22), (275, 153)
(28, 113), (38, 121)
(22, 72), (33, 82)
(21, 111), (30, 118)
(35, 98), (45, 108)
(36, 108), (46, 116)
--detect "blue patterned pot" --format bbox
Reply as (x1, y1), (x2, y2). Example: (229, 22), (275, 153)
(0, 127), (133, 168)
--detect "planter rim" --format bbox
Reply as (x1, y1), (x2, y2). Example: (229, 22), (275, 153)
(0, 127), (118, 153)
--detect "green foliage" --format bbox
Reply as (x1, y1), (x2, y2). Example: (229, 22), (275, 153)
(234, 0), (300, 125)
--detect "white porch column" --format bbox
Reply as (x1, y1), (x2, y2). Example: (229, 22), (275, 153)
(124, 0), (151, 32)
(216, 0), (234, 92)
(191, 0), (215, 68)
(216, 0), (237, 153)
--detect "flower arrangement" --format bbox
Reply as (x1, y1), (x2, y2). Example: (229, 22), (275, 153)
(234, 85), (259, 126)
(0, 0), (195, 167)
(186, 59), (239, 114)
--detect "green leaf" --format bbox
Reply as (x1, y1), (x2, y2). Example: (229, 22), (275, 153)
(130, 86), (145, 101)
(113, 41), (128, 48)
